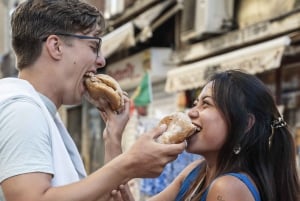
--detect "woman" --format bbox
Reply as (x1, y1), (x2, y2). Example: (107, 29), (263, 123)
(113, 70), (300, 201)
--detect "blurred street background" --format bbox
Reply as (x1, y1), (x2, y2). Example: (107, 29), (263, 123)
(0, 0), (300, 200)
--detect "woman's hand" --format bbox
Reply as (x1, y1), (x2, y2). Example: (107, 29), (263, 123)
(110, 184), (135, 201)
(97, 92), (130, 162)
(99, 91), (130, 142)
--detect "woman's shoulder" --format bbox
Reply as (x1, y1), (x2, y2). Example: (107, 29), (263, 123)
(206, 173), (259, 201)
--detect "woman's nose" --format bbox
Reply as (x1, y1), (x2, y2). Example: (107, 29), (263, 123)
(188, 109), (199, 118)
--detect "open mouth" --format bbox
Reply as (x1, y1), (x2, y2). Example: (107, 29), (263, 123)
(83, 72), (95, 85)
(82, 72), (93, 92)
(196, 127), (201, 132)
(84, 72), (95, 78)
(187, 125), (202, 140)
(194, 124), (202, 134)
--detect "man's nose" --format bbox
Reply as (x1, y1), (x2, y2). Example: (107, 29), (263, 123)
(95, 53), (106, 69)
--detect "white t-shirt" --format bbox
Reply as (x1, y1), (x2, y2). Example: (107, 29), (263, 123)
(0, 97), (54, 183)
(0, 78), (86, 200)
(0, 96), (55, 201)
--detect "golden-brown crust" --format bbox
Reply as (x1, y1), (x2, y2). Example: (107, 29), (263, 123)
(156, 112), (196, 144)
(85, 74), (124, 111)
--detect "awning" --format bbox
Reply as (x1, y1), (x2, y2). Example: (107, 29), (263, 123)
(165, 36), (291, 93)
(101, 22), (135, 58)
(134, 0), (182, 42)
(133, 0), (174, 29)
(101, 0), (181, 58)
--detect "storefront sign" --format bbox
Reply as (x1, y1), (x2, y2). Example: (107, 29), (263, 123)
(107, 47), (172, 90)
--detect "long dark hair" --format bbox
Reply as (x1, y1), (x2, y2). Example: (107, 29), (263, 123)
(184, 70), (300, 201)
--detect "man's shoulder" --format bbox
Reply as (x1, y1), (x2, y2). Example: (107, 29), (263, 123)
(0, 98), (50, 137)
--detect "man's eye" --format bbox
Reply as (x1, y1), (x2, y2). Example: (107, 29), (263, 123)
(91, 46), (98, 53)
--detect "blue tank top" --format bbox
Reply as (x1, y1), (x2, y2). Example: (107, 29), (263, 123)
(175, 166), (261, 201)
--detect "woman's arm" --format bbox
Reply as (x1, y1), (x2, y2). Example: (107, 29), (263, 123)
(111, 159), (204, 201)
(148, 160), (203, 201)
(100, 93), (130, 163)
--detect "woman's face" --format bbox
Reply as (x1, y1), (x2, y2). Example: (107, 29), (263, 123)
(186, 81), (228, 159)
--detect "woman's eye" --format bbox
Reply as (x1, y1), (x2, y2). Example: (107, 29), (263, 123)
(203, 101), (208, 105)
(192, 100), (198, 107)
(202, 100), (210, 107)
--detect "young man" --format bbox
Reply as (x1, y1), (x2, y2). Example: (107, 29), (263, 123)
(0, 1), (186, 201)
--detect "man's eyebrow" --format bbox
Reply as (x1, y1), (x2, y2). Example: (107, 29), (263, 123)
(94, 31), (102, 37)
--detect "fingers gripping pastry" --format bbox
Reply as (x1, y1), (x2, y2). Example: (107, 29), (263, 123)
(84, 73), (124, 111)
(156, 112), (197, 144)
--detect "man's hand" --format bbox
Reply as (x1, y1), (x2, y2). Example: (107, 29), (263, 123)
(123, 124), (186, 178)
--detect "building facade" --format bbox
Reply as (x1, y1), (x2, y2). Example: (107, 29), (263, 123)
(0, 1), (299, 199)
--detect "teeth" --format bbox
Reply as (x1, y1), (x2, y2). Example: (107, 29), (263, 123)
(85, 72), (94, 77)
(196, 127), (201, 132)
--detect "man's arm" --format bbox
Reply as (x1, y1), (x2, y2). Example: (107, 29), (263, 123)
(2, 121), (185, 201)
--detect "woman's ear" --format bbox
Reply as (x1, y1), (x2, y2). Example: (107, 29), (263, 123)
(245, 113), (255, 133)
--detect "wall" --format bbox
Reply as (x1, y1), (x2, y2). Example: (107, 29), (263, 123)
(0, 1), (8, 55)
(238, 0), (298, 28)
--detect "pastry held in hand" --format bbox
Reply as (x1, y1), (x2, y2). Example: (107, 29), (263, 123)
(156, 112), (197, 144)
(84, 73), (124, 111)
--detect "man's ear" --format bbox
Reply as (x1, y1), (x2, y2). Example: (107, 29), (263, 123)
(245, 113), (255, 133)
(44, 35), (63, 60)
